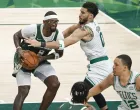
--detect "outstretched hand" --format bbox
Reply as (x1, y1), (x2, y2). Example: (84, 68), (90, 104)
(24, 38), (41, 47)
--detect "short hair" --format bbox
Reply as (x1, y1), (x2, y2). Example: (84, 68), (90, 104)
(71, 81), (88, 103)
(117, 54), (132, 70)
(82, 2), (99, 17)
(44, 11), (57, 17)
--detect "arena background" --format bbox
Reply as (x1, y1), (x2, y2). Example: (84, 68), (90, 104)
(0, 0), (140, 36)
(0, 0), (140, 110)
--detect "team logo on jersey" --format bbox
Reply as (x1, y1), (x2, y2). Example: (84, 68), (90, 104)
(36, 37), (42, 41)
(96, 26), (100, 33)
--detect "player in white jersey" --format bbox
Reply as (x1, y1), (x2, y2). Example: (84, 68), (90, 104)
(13, 11), (64, 110)
(87, 54), (140, 110)
(25, 2), (113, 110)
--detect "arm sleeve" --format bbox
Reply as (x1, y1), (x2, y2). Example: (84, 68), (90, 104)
(21, 24), (37, 38)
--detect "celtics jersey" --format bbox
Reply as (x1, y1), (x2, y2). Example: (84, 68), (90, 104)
(80, 21), (107, 61)
(59, 101), (87, 110)
(114, 71), (140, 110)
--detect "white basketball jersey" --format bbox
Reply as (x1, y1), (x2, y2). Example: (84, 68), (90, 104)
(80, 21), (107, 61)
(114, 71), (140, 110)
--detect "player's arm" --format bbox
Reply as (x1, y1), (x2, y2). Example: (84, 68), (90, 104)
(13, 30), (26, 57)
(135, 75), (140, 91)
(46, 25), (92, 48)
(13, 30), (24, 50)
(63, 24), (80, 38)
(14, 24), (36, 51)
(39, 50), (63, 62)
(63, 27), (90, 47)
(87, 73), (114, 100)
(38, 30), (64, 61)
(25, 27), (91, 49)
(47, 49), (63, 60)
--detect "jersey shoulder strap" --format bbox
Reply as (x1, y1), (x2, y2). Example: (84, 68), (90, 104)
(53, 29), (59, 41)
(36, 24), (45, 42)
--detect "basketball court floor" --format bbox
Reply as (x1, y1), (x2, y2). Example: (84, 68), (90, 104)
(0, 8), (140, 104)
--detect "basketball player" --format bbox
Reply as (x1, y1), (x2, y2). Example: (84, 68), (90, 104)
(25, 2), (113, 110)
(13, 11), (64, 110)
(59, 81), (96, 110)
(87, 54), (140, 110)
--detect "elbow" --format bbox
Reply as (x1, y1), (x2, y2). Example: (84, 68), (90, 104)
(59, 51), (64, 58)
(57, 50), (64, 58)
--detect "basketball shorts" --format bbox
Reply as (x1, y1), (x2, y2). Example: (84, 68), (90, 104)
(85, 59), (113, 85)
(16, 63), (56, 86)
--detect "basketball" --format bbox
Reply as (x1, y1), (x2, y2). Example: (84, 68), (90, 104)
(21, 50), (39, 70)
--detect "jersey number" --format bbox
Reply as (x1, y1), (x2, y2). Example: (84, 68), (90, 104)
(99, 32), (105, 47)
(124, 100), (139, 109)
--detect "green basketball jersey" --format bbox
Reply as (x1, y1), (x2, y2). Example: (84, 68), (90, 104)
(20, 24), (58, 55)
(13, 24), (59, 72)
(59, 101), (87, 110)
(114, 71), (140, 110)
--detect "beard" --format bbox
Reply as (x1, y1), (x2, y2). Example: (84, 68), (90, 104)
(50, 27), (56, 32)
(79, 18), (88, 25)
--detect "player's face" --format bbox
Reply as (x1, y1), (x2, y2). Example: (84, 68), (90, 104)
(113, 58), (126, 76)
(79, 8), (90, 24)
(44, 18), (59, 32)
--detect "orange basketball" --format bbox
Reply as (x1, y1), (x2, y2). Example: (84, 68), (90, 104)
(21, 51), (39, 70)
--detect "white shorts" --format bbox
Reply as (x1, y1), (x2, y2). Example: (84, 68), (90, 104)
(16, 63), (56, 86)
(85, 59), (113, 85)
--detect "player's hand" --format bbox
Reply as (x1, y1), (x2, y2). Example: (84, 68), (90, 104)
(24, 38), (41, 47)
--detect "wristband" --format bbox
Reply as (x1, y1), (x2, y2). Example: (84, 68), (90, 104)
(58, 40), (65, 50)
(41, 42), (46, 47)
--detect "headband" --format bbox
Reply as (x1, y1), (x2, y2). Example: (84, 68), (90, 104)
(43, 15), (58, 20)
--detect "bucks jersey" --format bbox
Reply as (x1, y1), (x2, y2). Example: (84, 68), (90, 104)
(13, 24), (64, 73)
(80, 21), (107, 61)
(20, 24), (64, 55)
(59, 101), (87, 110)
(114, 71), (140, 110)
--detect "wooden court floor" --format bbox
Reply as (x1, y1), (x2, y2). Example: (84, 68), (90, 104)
(0, 8), (140, 103)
